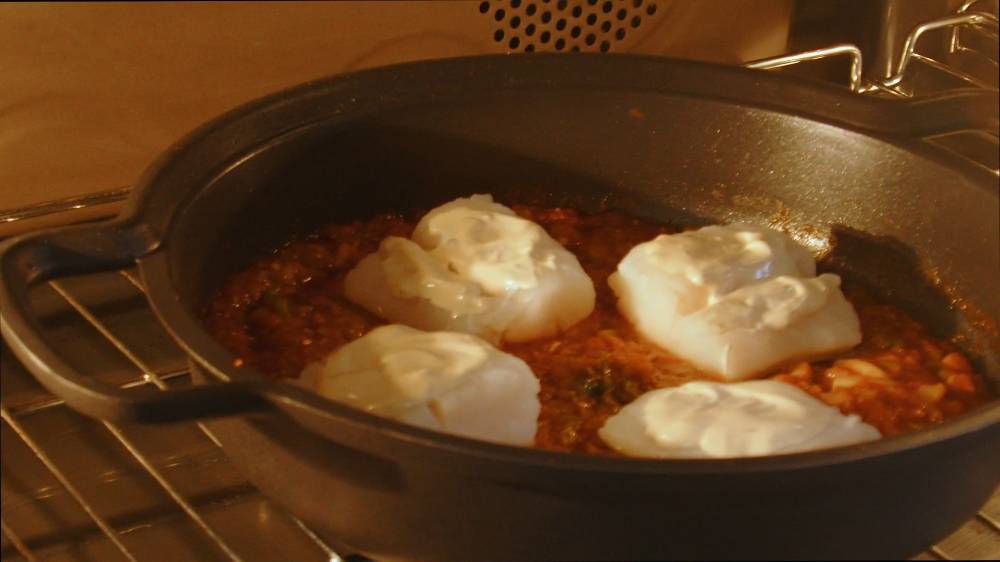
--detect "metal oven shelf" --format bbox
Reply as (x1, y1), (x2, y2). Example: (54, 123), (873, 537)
(1, 268), (352, 562)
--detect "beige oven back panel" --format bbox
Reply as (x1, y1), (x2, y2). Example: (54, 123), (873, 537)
(0, 1), (791, 211)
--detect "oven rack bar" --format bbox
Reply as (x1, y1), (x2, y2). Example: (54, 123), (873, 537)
(1, 271), (345, 562)
(0, 518), (39, 562)
(747, 9), (999, 176)
(0, 189), (130, 227)
(1, 407), (139, 562)
(746, 9), (999, 94)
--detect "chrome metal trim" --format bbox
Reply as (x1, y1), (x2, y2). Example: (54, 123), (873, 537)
(954, 0), (1000, 52)
(6, 367), (191, 417)
(1, 517), (40, 562)
(884, 12), (999, 88)
(0, 188), (130, 225)
(746, 44), (865, 92)
(909, 51), (998, 90)
(745, 9), (998, 176)
(1, 406), (140, 562)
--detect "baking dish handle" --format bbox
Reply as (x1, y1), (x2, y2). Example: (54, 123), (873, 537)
(0, 222), (274, 423)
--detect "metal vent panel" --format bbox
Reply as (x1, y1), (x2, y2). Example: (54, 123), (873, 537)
(478, 0), (662, 53)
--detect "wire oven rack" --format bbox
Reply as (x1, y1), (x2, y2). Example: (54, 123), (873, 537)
(746, 5), (999, 177)
(2, 7), (999, 562)
(1, 269), (350, 562)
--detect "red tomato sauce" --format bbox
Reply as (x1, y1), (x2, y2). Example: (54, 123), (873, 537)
(205, 206), (993, 455)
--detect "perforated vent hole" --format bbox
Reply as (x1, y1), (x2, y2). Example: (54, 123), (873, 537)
(480, 0), (659, 54)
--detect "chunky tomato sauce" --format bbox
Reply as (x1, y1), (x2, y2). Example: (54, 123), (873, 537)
(205, 206), (993, 455)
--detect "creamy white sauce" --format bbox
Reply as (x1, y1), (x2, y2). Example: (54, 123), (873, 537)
(614, 223), (815, 315)
(415, 199), (545, 295)
(377, 236), (489, 314)
(344, 194), (595, 343)
(299, 324), (540, 445)
(701, 274), (836, 332)
(599, 380), (881, 458)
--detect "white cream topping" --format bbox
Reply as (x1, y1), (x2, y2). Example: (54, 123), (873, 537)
(599, 380), (881, 458)
(616, 224), (815, 315)
(344, 194), (595, 343)
(701, 275), (835, 332)
(377, 236), (489, 314)
(299, 324), (540, 445)
(609, 223), (861, 380)
(662, 274), (860, 379)
(414, 198), (545, 295)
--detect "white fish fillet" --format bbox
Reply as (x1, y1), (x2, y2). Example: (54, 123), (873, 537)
(669, 274), (861, 379)
(609, 224), (861, 380)
(344, 194), (595, 343)
(299, 324), (541, 445)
